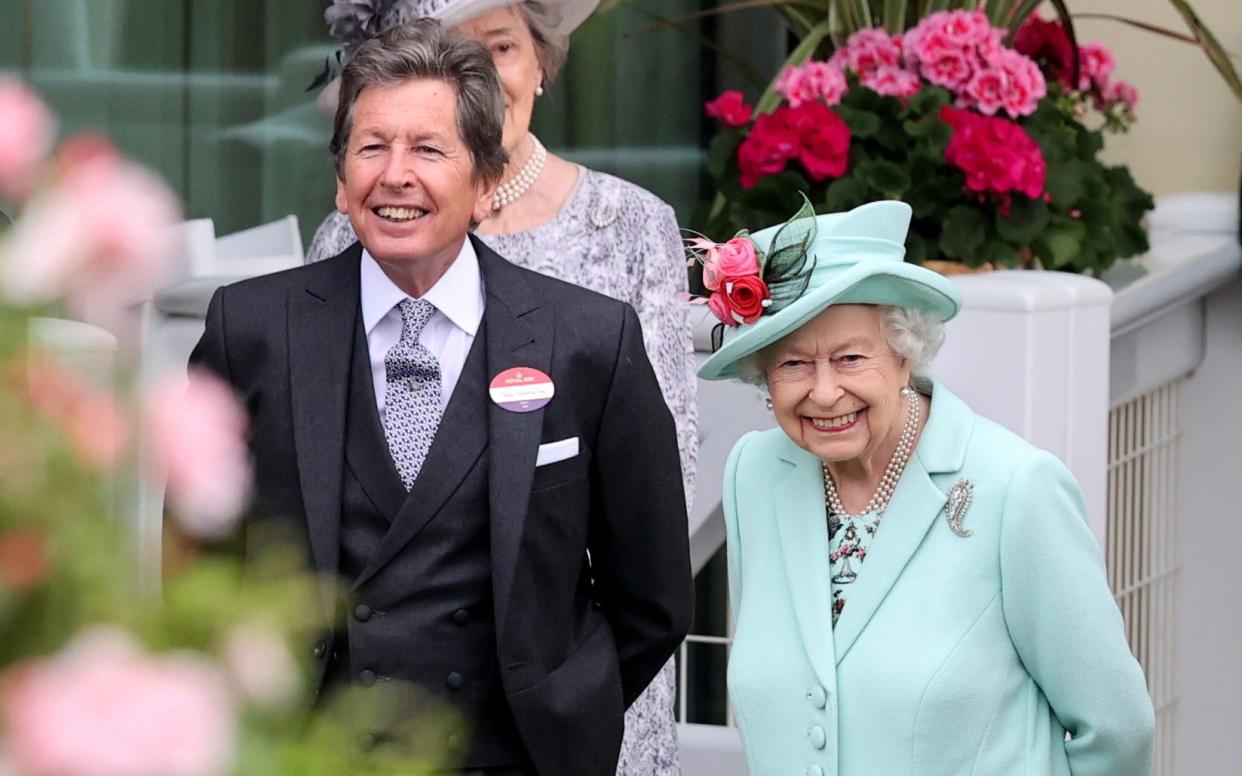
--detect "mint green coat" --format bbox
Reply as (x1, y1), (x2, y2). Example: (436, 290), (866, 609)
(722, 381), (1154, 776)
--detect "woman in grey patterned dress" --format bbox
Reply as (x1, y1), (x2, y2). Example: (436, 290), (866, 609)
(311, 2), (696, 772)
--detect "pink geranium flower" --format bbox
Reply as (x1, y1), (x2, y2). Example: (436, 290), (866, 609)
(1102, 79), (1139, 114)
(840, 28), (903, 77)
(0, 77), (55, 203)
(2, 627), (237, 776)
(861, 66), (922, 98)
(775, 61), (847, 108)
(1078, 42), (1116, 90)
(146, 370), (252, 541)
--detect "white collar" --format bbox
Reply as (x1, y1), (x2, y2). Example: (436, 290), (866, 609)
(359, 238), (484, 337)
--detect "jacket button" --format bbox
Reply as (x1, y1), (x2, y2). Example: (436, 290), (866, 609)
(445, 671), (464, 690)
(358, 669), (377, 687)
(806, 767), (824, 776)
(807, 686), (828, 709)
(312, 640), (327, 660)
(453, 608), (470, 626)
(808, 725), (827, 750)
(354, 604), (372, 622)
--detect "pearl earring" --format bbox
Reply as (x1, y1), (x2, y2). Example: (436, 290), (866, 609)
(535, 84), (544, 97)
(765, 397), (773, 412)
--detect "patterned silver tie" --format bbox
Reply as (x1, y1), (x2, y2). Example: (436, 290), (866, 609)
(382, 298), (443, 491)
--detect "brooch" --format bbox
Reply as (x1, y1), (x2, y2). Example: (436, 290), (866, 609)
(945, 479), (974, 538)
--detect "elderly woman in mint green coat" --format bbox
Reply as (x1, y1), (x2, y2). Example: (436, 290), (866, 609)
(695, 199), (1154, 776)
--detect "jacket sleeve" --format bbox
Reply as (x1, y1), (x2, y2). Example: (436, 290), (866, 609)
(189, 286), (232, 383)
(1000, 449), (1156, 776)
(589, 302), (694, 707)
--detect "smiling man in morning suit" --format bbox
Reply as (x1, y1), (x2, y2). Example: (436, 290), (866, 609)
(190, 19), (691, 776)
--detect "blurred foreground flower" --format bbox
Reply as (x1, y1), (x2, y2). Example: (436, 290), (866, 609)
(221, 621), (300, 709)
(0, 145), (179, 319)
(22, 354), (129, 469)
(0, 78), (55, 204)
(146, 370), (252, 540)
(1, 627), (236, 776)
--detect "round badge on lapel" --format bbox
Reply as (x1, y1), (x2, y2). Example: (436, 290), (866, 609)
(489, 367), (554, 413)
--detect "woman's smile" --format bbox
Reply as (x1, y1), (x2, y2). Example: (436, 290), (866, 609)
(806, 408), (865, 434)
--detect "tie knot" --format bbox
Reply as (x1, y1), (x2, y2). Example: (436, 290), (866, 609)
(397, 298), (437, 341)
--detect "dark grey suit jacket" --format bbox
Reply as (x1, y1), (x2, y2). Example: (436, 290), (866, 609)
(189, 237), (693, 775)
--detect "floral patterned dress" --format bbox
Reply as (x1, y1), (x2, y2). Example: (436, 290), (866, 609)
(306, 166), (696, 775)
(828, 509), (883, 626)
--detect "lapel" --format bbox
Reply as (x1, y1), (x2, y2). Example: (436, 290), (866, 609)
(351, 320), (490, 590)
(773, 440), (839, 693)
(476, 239), (554, 635)
(832, 379), (975, 664)
(288, 246), (362, 607)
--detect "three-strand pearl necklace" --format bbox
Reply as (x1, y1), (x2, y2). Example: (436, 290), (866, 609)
(492, 134), (546, 212)
(822, 386), (921, 519)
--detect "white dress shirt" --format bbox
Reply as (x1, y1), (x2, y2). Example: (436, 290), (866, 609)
(359, 239), (485, 423)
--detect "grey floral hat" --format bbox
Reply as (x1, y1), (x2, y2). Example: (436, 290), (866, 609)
(324, 0), (599, 54)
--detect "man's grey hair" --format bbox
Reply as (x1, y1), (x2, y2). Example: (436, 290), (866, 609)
(330, 18), (508, 184)
(519, 1), (571, 85)
(739, 304), (947, 387)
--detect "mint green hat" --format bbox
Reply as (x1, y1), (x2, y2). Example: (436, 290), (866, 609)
(697, 200), (961, 382)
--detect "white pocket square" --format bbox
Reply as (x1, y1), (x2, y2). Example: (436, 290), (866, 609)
(536, 437), (579, 467)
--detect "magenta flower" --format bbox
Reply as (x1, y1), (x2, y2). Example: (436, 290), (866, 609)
(704, 90), (754, 127)
(1077, 42), (1116, 90)
(941, 106), (1047, 200)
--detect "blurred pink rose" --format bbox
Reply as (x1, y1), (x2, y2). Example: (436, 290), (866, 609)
(2, 627), (237, 776)
(917, 44), (974, 90)
(23, 356), (129, 469)
(0, 149), (179, 318)
(146, 370), (252, 540)
(993, 49), (1046, 118)
(904, 11), (1005, 90)
(0, 78), (55, 203)
(221, 622), (300, 709)
(861, 66), (922, 98)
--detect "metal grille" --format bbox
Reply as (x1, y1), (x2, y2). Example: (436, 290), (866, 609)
(1108, 381), (1181, 776)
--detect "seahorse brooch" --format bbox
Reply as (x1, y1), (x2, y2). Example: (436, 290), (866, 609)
(945, 479), (974, 538)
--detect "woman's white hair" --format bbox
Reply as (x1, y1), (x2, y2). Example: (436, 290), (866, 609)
(738, 304), (946, 387)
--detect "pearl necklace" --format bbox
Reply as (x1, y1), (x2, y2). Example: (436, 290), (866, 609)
(822, 387), (921, 519)
(492, 135), (546, 211)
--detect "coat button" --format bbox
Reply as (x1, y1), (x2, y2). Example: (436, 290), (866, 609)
(808, 725), (827, 750)
(359, 732), (378, 752)
(453, 608), (470, 626)
(312, 640), (327, 660)
(806, 766), (824, 776)
(445, 671), (464, 690)
(806, 686), (828, 709)
(358, 669), (377, 687)
(354, 604), (372, 622)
